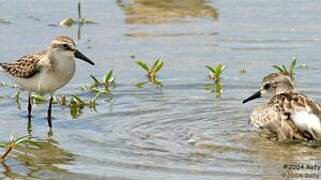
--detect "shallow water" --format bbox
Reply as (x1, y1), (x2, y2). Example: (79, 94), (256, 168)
(1, 0), (321, 179)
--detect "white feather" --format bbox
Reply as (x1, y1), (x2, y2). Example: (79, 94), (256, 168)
(292, 111), (321, 138)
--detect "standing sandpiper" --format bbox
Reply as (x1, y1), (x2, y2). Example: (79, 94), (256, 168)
(243, 73), (321, 141)
(0, 35), (94, 130)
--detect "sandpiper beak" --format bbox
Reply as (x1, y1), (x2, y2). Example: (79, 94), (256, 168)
(74, 50), (95, 65)
(242, 90), (261, 104)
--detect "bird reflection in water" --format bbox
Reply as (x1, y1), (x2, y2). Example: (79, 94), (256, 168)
(1, 138), (75, 179)
(117, 0), (219, 24)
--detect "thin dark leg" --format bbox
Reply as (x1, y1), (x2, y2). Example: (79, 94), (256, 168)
(28, 95), (32, 119)
(47, 96), (53, 129)
(27, 94), (33, 135)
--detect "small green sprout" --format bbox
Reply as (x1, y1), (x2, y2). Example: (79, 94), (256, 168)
(272, 57), (297, 78)
(60, 1), (97, 27)
(206, 64), (226, 81)
(205, 64), (226, 97)
(135, 59), (164, 88)
(240, 68), (246, 73)
(0, 134), (40, 162)
(83, 70), (116, 93)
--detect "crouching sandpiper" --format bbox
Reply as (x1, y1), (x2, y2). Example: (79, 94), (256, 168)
(0, 35), (94, 130)
(243, 73), (321, 141)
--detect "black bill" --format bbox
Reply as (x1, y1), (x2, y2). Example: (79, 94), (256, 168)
(74, 50), (95, 65)
(242, 90), (261, 104)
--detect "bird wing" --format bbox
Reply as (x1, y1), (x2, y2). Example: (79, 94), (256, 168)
(250, 94), (308, 141)
(277, 92), (321, 140)
(0, 51), (46, 78)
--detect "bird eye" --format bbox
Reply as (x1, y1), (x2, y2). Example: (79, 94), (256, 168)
(60, 44), (69, 49)
(263, 83), (270, 90)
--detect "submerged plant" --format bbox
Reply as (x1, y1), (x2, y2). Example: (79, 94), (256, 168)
(0, 135), (40, 162)
(60, 1), (96, 27)
(272, 57), (297, 78)
(135, 59), (164, 88)
(205, 64), (226, 97)
(69, 94), (101, 118)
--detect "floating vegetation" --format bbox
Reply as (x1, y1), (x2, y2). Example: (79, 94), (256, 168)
(205, 64), (226, 97)
(0, 134), (40, 162)
(60, 1), (97, 27)
(272, 57), (297, 79)
(31, 93), (47, 104)
(135, 59), (164, 88)
(0, 17), (10, 24)
(82, 70), (116, 93)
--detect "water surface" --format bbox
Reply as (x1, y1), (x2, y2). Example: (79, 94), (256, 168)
(1, 0), (321, 179)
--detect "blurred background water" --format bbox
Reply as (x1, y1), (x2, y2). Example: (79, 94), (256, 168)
(1, 0), (321, 179)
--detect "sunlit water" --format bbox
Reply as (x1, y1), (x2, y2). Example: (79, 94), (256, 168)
(1, 0), (321, 179)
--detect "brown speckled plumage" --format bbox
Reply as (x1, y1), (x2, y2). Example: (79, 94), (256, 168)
(0, 35), (94, 129)
(246, 73), (321, 141)
(0, 51), (47, 78)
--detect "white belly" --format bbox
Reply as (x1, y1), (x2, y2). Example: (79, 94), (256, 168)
(12, 60), (75, 94)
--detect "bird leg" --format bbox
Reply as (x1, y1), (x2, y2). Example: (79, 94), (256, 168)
(47, 96), (53, 129)
(28, 94), (32, 120)
(27, 94), (33, 135)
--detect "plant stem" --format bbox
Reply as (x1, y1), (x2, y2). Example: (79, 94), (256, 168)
(77, 1), (82, 19)
(0, 146), (13, 161)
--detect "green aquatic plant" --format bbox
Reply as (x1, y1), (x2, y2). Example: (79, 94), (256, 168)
(240, 68), (246, 74)
(31, 93), (47, 104)
(272, 57), (297, 78)
(0, 134), (40, 162)
(205, 64), (226, 97)
(82, 70), (116, 93)
(135, 59), (164, 88)
(60, 1), (97, 27)
(206, 64), (226, 81)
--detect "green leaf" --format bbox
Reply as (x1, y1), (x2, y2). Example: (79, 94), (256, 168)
(59, 18), (75, 27)
(206, 66), (216, 74)
(103, 70), (113, 84)
(153, 61), (164, 74)
(91, 91), (103, 103)
(272, 65), (284, 73)
(18, 140), (41, 148)
(151, 59), (161, 72)
(72, 95), (85, 105)
(0, 143), (7, 148)
(135, 82), (148, 88)
(14, 135), (31, 145)
(282, 65), (288, 73)
(109, 77), (115, 84)
(135, 60), (149, 72)
(289, 58), (297, 76)
(90, 75), (100, 85)
(31, 94), (47, 103)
